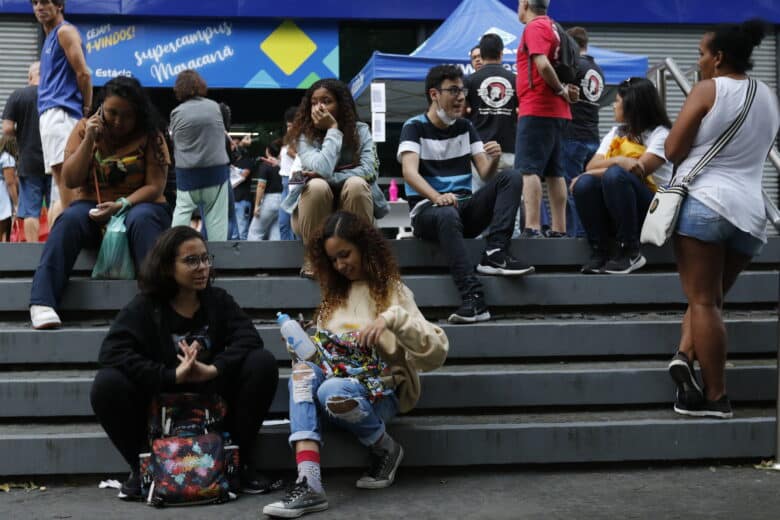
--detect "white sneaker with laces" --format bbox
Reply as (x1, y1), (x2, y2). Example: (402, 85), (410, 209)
(30, 305), (62, 330)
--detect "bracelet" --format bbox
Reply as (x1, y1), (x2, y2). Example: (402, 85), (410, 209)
(556, 85), (567, 96)
(117, 197), (131, 209)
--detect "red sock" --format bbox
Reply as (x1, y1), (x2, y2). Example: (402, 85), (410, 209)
(296, 450), (320, 465)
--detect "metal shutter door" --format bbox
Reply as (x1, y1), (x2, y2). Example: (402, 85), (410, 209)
(0, 17), (40, 115)
(585, 25), (778, 206)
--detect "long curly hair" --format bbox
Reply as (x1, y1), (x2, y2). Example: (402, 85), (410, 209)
(285, 79), (360, 163)
(309, 211), (402, 323)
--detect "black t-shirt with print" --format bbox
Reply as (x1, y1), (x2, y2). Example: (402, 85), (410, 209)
(465, 63), (518, 152)
(566, 54), (605, 142)
(1, 85), (44, 177)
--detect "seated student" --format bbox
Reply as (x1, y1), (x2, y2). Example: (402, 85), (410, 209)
(570, 77), (672, 274)
(262, 211), (448, 518)
(91, 226), (279, 500)
(29, 76), (172, 329)
(398, 64), (532, 325)
(282, 79), (388, 277)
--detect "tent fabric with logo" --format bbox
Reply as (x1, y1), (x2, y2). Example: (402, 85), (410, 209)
(349, 0), (648, 123)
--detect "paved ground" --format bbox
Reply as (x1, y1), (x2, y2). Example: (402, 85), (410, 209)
(2, 463), (780, 519)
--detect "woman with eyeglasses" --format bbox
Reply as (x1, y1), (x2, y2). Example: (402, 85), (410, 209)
(282, 78), (387, 278)
(29, 76), (173, 329)
(570, 77), (672, 274)
(664, 20), (779, 419)
(91, 225), (279, 500)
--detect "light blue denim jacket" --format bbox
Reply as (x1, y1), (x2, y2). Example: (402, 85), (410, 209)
(282, 121), (388, 218)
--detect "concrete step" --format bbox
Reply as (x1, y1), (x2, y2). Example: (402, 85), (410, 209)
(1, 360), (774, 418)
(1, 237), (778, 273)
(1, 271), (777, 312)
(0, 408), (773, 475)
(0, 313), (775, 365)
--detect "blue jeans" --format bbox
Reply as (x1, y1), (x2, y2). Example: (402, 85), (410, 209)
(288, 362), (399, 447)
(233, 199), (252, 240)
(572, 165), (654, 249)
(228, 186), (239, 240)
(541, 138), (598, 237)
(30, 200), (171, 308)
(247, 193), (281, 240)
(676, 196), (764, 257)
(278, 177), (296, 241)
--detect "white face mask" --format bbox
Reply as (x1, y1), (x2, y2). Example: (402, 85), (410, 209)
(435, 98), (457, 126)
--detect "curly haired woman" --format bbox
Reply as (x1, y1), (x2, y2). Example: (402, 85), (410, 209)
(282, 79), (388, 278)
(263, 211), (448, 518)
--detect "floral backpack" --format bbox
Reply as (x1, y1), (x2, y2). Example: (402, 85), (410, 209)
(138, 393), (240, 507)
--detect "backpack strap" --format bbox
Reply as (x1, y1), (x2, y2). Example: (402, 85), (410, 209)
(678, 78), (758, 186)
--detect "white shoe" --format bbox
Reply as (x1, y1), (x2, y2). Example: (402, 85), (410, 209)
(30, 305), (62, 330)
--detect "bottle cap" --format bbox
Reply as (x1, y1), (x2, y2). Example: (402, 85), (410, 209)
(276, 312), (289, 324)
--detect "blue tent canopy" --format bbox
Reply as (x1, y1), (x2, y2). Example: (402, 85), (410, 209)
(349, 0), (648, 122)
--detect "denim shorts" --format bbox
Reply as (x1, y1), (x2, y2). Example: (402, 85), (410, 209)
(17, 175), (51, 219)
(676, 196), (764, 257)
(514, 116), (567, 178)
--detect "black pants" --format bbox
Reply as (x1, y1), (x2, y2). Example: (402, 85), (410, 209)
(412, 169), (522, 298)
(90, 348), (279, 472)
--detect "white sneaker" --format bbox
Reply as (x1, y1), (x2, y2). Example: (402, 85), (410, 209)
(30, 305), (62, 330)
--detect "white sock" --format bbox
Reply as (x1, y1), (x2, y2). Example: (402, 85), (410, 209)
(297, 460), (323, 493)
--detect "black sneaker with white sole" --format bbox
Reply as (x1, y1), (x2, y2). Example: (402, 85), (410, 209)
(602, 248), (646, 274)
(262, 477), (329, 518)
(668, 351), (703, 408)
(448, 294), (490, 324)
(117, 471), (142, 501)
(476, 250), (535, 276)
(580, 249), (609, 274)
(672, 394), (733, 419)
(356, 443), (404, 489)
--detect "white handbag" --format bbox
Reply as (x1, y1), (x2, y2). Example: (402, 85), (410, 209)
(640, 78), (758, 247)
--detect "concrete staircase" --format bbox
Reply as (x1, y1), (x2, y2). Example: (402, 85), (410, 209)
(0, 238), (777, 476)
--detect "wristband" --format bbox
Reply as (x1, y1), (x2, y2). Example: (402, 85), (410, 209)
(556, 85), (567, 96)
(117, 197), (131, 210)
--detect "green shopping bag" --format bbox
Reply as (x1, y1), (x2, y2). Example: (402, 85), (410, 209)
(92, 204), (135, 280)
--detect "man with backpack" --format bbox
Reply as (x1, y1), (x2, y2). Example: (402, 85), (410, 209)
(515, 0), (579, 237)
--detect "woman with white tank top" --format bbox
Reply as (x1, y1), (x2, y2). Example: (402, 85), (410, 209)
(664, 20), (780, 419)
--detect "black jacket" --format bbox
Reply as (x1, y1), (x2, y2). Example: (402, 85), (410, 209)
(98, 286), (263, 393)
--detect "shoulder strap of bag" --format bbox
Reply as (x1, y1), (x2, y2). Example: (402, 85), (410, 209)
(679, 78), (758, 185)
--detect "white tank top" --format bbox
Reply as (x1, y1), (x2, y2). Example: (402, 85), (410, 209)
(677, 77), (780, 241)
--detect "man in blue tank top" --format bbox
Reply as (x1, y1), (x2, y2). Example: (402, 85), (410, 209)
(32, 0), (92, 225)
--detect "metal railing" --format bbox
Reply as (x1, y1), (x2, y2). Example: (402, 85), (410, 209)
(650, 57), (780, 469)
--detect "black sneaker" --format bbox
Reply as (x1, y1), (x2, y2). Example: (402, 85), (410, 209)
(668, 351), (703, 408)
(602, 246), (646, 274)
(117, 471), (142, 501)
(520, 228), (542, 238)
(476, 250), (535, 276)
(448, 294), (490, 324)
(262, 477), (329, 518)
(673, 394), (733, 419)
(543, 230), (567, 238)
(580, 249), (609, 274)
(241, 468), (280, 495)
(355, 443), (405, 489)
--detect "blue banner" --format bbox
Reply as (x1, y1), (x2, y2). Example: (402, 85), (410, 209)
(2, 0), (779, 23)
(79, 18), (339, 89)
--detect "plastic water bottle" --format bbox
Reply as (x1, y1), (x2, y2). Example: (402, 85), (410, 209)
(277, 312), (317, 361)
(388, 178), (399, 202)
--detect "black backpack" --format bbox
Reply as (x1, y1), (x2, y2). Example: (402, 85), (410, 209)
(526, 20), (579, 89)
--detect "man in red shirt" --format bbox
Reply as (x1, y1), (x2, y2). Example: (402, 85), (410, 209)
(515, 0), (579, 237)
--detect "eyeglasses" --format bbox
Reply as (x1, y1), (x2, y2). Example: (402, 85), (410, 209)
(179, 253), (214, 270)
(437, 86), (468, 97)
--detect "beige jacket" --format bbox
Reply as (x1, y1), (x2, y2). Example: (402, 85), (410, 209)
(320, 281), (449, 413)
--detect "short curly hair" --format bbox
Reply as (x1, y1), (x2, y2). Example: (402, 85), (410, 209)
(285, 79), (360, 162)
(308, 211), (402, 323)
(173, 69), (208, 102)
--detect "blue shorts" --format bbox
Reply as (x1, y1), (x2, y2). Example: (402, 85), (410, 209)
(17, 176), (51, 219)
(514, 116), (567, 178)
(675, 196), (763, 257)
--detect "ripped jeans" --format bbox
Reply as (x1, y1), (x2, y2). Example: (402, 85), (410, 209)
(288, 361), (399, 447)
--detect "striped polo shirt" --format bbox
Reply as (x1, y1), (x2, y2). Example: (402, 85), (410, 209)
(397, 114), (484, 209)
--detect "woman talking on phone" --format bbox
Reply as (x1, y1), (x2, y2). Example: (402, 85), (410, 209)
(28, 76), (172, 329)
(282, 79), (387, 278)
